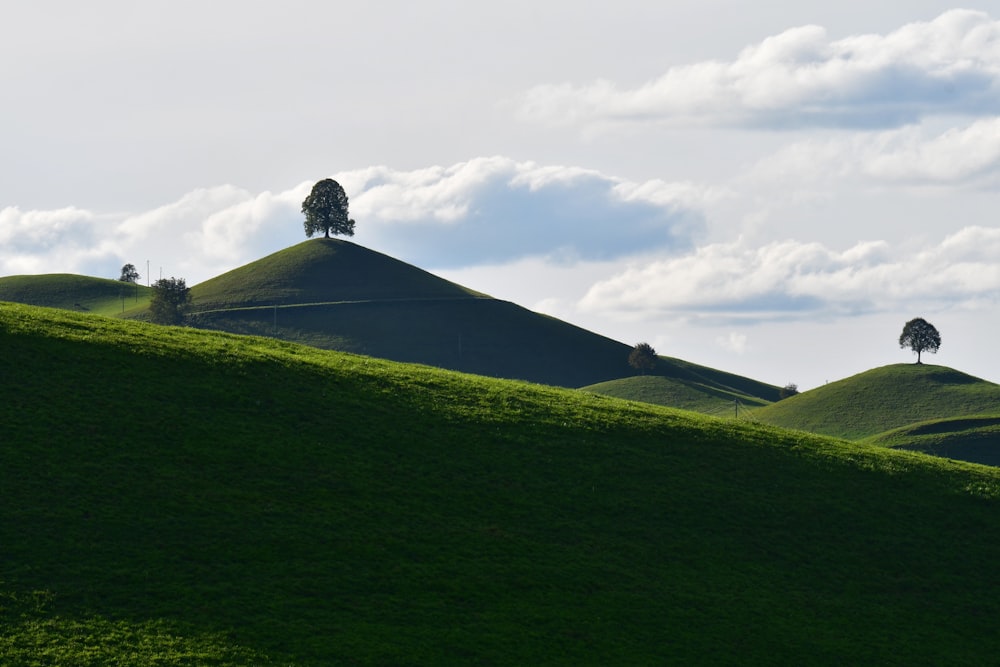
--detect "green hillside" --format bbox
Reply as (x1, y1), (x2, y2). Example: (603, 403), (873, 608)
(0, 273), (150, 316)
(3, 302), (1000, 665)
(751, 363), (1000, 440)
(184, 239), (635, 387)
(583, 355), (779, 415)
(864, 415), (1000, 467)
(190, 238), (486, 308)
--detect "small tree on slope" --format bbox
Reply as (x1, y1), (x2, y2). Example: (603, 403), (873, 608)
(629, 342), (658, 374)
(149, 277), (191, 325)
(899, 317), (941, 364)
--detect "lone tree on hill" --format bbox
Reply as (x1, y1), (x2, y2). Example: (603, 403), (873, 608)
(149, 277), (191, 325)
(628, 342), (658, 374)
(899, 317), (941, 364)
(302, 178), (355, 239)
(119, 263), (140, 283)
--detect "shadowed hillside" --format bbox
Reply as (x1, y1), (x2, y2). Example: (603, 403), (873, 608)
(752, 364), (1000, 440)
(3, 302), (1000, 665)
(583, 354), (781, 414)
(185, 239), (635, 387)
(864, 415), (1000, 466)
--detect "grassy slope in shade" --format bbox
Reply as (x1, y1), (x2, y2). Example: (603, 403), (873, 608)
(0, 273), (151, 317)
(186, 239), (635, 388)
(3, 302), (1000, 665)
(582, 355), (780, 415)
(865, 415), (1000, 466)
(751, 363), (1000, 440)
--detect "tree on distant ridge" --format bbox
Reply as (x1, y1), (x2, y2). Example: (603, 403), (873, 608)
(628, 342), (658, 374)
(779, 383), (799, 399)
(119, 263), (140, 283)
(899, 317), (941, 364)
(302, 178), (355, 239)
(149, 277), (191, 325)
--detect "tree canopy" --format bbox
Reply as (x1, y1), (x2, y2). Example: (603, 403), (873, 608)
(899, 317), (941, 364)
(302, 179), (355, 239)
(119, 263), (140, 283)
(628, 342), (657, 374)
(149, 277), (191, 325)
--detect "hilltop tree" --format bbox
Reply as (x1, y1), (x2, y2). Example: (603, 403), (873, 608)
(628, 342), (657, 374)
(119, 263), (140, 283)
(302, 178), (355, 239)
(899, 317), (941, 364)
(149, 277), (191, 325)
(779, 383), (799, 399)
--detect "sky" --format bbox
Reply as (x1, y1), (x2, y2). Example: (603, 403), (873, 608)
(4, 1), (1000, 390)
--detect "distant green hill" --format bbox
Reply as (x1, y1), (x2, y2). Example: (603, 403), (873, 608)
(864, 415), (1000, 467)
(751, 364), (1000, 440)
(4, 302), (1000, 664)
(184, 239), (635, 387)
(582, 355), (779, 415)
(0, 273), (150, 316)
(190, 237), (486, 308)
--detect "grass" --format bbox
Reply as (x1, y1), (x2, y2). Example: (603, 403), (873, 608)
(0, 274), (150, 316)
(864, 415), (1000, 466)
(582, 355), (779, 416)
(189, 238), (486, 309)
(183, 239), (637, 388)
(751, 363), (1000, 440)
(4, 301), (1000, 665)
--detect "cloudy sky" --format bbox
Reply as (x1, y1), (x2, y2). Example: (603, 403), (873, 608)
(4, 1), (1000, 390)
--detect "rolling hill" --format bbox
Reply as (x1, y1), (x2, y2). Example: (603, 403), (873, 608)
(864, 415), (1000, 466)
(3, 301), (1000, 665)
(582, 354), (781, 415)
(0, 273), (150, 316)
(750, 363), (1000, 440)
(184, 239), (641, 388)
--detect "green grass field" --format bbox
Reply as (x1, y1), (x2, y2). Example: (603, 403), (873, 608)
(751, 363), (1000, 440)
(581, 354), (780, 416)
(0, 273), (150, 316)
(864, 415), (1000, 466)
(4, 302), (1000, 665)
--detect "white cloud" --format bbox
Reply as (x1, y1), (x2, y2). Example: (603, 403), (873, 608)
(519, 9), (1000, 130)
(340, 158), (709, 267)
(0, 158), (711, 282)
(716, 332), (749, 354)
(579, 229), (1000, 323)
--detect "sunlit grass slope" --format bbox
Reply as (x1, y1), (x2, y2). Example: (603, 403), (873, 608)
(186, 239), (634, 387)
(582, 355), (780, 415)
(0, 273), (150, 316)
(864, 415), (1000, 467)
(4, 302), (1000, 665)
(190, 238), (487, 309)
(751, 363), (1000, 440)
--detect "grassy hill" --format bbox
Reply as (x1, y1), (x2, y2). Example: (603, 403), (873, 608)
(582, 355), (780, 415)
(864, 415), (1000, 466)
(750, 363), (1000, 440)
(184, 239), (635, 388)
(3, 302), (1000, 665)
(0, 273), (150, 316)
(190, 238), (487, 309)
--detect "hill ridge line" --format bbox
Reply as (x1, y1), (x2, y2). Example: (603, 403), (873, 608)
(192, 295), (493, 315)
